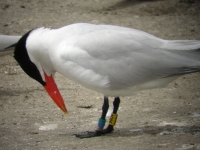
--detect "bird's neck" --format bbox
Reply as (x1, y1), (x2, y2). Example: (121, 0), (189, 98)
(26, 28), (55, 76)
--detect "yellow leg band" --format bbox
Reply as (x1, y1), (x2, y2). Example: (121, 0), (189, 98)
(109, 113), (118, 126)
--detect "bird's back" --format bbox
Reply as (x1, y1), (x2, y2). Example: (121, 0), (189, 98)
(31, 23), (200, 96)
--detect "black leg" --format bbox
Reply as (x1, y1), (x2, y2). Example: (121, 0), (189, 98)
(103, 97), (120, 134)
(98, 96), (109, 130)
(75, 96), (109, 138)
(101, 96), (109, 120)
(75, 97), (120, 138)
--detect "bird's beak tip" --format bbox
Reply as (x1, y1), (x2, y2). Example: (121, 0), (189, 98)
(64, 111), (68, 115)
(60, 106), (68, 114)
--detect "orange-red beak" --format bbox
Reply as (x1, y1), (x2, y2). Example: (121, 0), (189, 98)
(43, 72), (68, 114)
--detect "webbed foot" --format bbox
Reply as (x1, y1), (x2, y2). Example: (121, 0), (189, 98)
(74, 125), (114, 139)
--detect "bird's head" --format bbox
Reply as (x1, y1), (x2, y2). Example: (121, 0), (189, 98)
(13, 29), (68, 114)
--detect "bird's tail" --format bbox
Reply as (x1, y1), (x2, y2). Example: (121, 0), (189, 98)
(161, 40), (200, 77)
(162, 40), (200, 51)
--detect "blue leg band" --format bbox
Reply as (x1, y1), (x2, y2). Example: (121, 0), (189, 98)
(98, 118), (106, 128)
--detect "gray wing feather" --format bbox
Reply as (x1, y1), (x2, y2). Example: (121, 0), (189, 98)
(62, 27), (200, 88)
(0, 35), (21, 56)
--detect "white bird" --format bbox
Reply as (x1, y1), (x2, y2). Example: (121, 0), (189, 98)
(0, 35), (21, 56)
(13, 23), (200, 138)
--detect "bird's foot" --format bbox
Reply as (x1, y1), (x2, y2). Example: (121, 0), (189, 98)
(74, 130), (104, 139)
(74, 125), (114, 139)
(103, 124), (114, 134)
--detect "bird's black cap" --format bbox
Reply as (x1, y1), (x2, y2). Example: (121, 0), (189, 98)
(14, 29), (46, 86)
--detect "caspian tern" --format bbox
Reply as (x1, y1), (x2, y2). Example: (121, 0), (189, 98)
(0, 35), (21, 56)
(13, 23), (200, 138)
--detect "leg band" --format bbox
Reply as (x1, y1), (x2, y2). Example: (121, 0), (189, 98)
(98, 118), (106, 128)
(109, 113), (118, 126)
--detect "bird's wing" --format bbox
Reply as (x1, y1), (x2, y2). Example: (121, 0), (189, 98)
(0, 35), (21, 56)
(56, 27), (200, 89)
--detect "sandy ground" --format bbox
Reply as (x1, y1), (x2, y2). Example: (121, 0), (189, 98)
(0, 0), (200, 149)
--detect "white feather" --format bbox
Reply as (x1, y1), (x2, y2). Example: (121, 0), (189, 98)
(26, 23), (200, 96)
